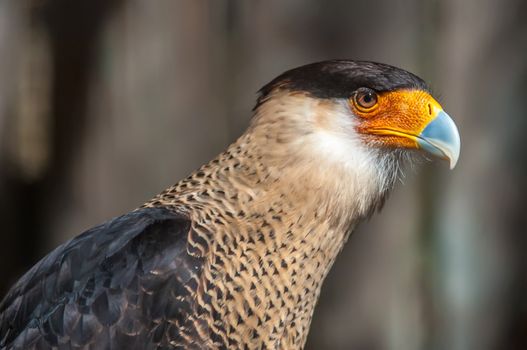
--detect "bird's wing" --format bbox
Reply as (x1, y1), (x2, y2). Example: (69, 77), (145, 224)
(0, 207), (208, 349)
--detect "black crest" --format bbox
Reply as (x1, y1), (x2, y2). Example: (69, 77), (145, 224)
(256, 60), (429, 107)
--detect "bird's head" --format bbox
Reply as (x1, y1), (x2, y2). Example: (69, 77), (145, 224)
(249, 60), (460, 215)
(255, 60), (459, 169)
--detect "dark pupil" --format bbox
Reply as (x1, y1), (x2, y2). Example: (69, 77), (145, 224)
(362, 93), (373, 103)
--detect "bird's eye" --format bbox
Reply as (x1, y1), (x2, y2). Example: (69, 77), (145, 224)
(353, 88), (378, 112)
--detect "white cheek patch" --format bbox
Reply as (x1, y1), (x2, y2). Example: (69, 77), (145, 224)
(307, 128), (383, 213)
(311, 130), (374, 174)
(254, 94), (399, 216)
(302, 100), (403, 215)
(314, 106), (378, 174)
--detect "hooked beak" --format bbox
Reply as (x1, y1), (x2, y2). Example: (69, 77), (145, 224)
(417, 110), (460, 169)
(357, 90), (461, 169)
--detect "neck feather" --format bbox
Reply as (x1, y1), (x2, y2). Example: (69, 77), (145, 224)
(143, 95), (403, 348)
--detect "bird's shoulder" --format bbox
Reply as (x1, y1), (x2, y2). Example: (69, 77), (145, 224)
(0, 206), (209, 349)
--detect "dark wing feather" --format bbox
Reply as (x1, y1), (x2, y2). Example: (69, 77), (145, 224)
(0, 207), (207, 349)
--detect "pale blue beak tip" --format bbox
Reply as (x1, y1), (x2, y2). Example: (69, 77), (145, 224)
(417, 110), (461, 170)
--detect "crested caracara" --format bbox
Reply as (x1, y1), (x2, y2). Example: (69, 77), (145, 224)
(0, 60), (460, 349)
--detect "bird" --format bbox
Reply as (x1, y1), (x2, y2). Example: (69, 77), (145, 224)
(0, 60), (460, 350)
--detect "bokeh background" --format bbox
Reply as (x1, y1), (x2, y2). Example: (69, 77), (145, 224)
(0, 1), (526, 349)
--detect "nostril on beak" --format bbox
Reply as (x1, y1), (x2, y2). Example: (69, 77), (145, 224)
(427, 103), (433, 116)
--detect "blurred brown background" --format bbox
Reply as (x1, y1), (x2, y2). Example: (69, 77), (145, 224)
(1, 0), (526, 349)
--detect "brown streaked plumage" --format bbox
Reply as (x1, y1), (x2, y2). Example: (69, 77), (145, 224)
(0, 60), (460, 349)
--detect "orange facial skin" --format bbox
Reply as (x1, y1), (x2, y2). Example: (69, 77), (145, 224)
(352, 89), (444, 149)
